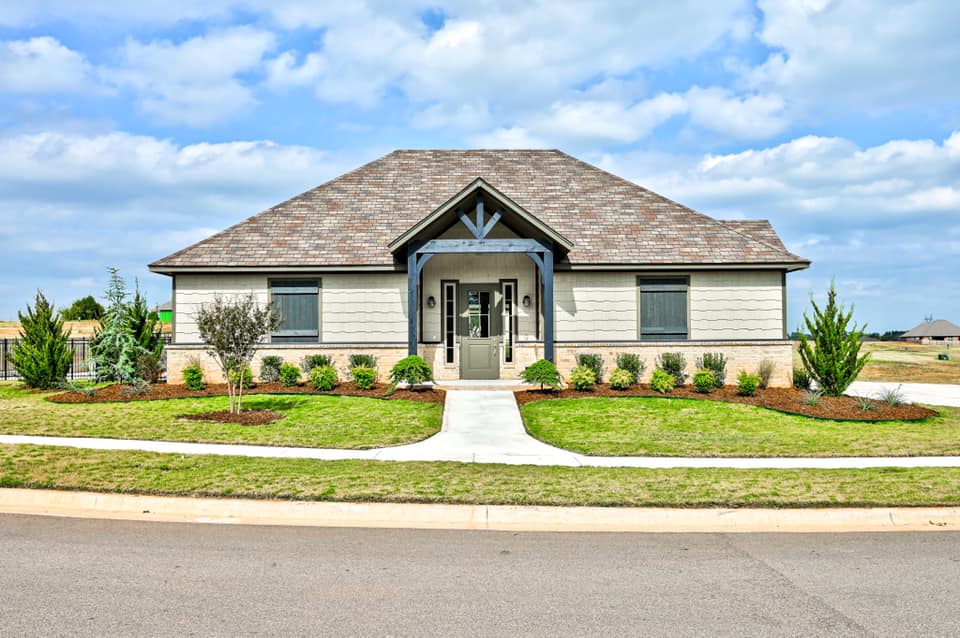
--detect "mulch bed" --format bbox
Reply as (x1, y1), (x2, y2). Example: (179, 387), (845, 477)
(47, 381), (445, 405)
(515, 383), (939, 421)
(179, 410), (286, 425)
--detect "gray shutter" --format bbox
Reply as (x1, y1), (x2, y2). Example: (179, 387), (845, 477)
(639, 278), (688, 340)
(271, 280), (319, 342)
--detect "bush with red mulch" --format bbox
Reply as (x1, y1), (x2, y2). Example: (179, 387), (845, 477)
(514, 383), (937, 422)
(47, 381), (444, 405)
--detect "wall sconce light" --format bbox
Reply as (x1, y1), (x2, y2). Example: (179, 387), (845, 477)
(427, 296), (436, 308)
(522, 295), (531, 308)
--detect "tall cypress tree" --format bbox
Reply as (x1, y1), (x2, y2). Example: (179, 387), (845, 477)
(798, 282), (870, 396)
(10, 291), (74, 388)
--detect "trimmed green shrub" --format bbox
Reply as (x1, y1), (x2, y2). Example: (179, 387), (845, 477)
(695, 352), (726, 387)
(575, 354), (604, 383)
(349, 354), (376, 369)
(803, 389), (822, 405)
(9, 291), (74, 389)
(792, 366), (812, 390)
(608, 368), (633, 390)
(756, 358), (775, 389)
(737, 370), (760, 396)
(389, 355), (433, 387)
(797, 281), (869, 396)
(521, 359), (562, 391)
(310, 364), (339, 391)
(58, 379), (97, 397)
(656, 352), (688, 386)
(692, 369), (716, 394)
(569, 365), (596, 391)
(259, 355), (283, 382)
(650, 369), (675, 394)
(301, 354), (331, 373)
(182, 361), (205, 391)
(279, 363), (301, 387)
(615, 353), (644, 384)
(351, 366), (376, 390)
(228, 366), (253, 390)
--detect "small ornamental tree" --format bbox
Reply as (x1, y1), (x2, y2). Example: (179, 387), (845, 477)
(90, 268), (140, 383)
(521, 359), (561, 391)
(798, 282), (869, 397)
(9, 291), (74, 388)
(195, 294), (280, 413)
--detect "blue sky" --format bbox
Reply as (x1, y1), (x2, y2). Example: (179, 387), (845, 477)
(0, 0), (958, 332)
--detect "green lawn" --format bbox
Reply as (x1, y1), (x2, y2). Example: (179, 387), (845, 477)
(0, 384), (441, 449)
(2, 444), (959, 507)
(522, 396), (960, 457)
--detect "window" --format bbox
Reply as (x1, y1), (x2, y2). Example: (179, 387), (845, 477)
(467, 290), (491, 337)
(442, 281), (456, 364)
(271, 280), (319, 343)
(501, 280), (516, 363)
(638, 277), (688, 340)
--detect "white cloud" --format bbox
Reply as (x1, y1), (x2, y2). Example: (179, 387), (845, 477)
(0, 36), (91, 93)
(685, 87), (788, 139)
(747, 0), (960, 111)
(103, 27), (276, 126)
(470, 127), (550, 149)
(264, 50), (325, 90)
(413, 101), (492, 131)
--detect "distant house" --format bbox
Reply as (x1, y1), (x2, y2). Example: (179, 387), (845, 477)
(150, 150), (810, 386)
(901, 320), (960, 344)
(154, 300), (173, 324)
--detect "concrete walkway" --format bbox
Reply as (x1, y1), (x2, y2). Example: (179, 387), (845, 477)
(847, 381), (960, 407)
(3, 388), (960, 468)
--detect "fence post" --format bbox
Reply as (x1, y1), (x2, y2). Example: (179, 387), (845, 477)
(2, 338), (6, 380)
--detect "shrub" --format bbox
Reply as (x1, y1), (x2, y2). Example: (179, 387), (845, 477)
(692, 369), (716, 394)
(259, 355), (283, 382)
(737, 371), (760, 396)
(58, 379), (97, 397)
(569, 365), (596, 391)
(879, 385), (906, 407)
(803, 389), (822, 406)
(228, 365), (253, 390)
(389, 355), (433, 387)
(756, 358), (776, 389)
(608, 368), (633, 390)
(695, 352), (726, 387)
(182, 361), (205, 391)
(301, 354), (331, 373)
(792, 366), (812, 390)
(9, 291), (74, 389)
(650, 369), (675, 394)
(615, 353), (644, 384)
(279, 362), (301, 387)
(310, 364), (339, 391)
(351, 366), (376, 390)
(134, 351), (163, 384)
(797, 281), (869, 396)
(575, 354), (604, 383)
(656, 352), (688, 386)
(855, 395), (875, 412)
(349, 354), (376, 369)
(521, 359), (562, 391)
(123, 378), (152, 396)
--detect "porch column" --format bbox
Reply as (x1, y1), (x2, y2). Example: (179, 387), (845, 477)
(407, 241), (432, 356)
(542, 246), (554, 362)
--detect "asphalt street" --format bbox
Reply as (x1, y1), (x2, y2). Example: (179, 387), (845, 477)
(1, 514), (958, 637)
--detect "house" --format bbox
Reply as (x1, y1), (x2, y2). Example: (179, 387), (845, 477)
(154, 300), (173, 324)
(901, 319), (960, 344)
(149, 150), (810, 386)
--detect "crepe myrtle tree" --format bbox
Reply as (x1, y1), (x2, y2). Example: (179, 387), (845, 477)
(194, 294), (281, 413)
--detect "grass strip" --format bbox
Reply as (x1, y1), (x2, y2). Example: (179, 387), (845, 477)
(522, 397), (960, 457)
(2, 444), (960, 508)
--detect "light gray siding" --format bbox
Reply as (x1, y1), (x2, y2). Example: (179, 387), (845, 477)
(321, 273), (407, 343)
(688, 271), (784, 339)
(173, 273), (268, 343)
(554, 272), (638, 340)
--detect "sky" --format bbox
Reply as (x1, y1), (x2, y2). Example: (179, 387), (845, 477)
(0, 0), (958, 332)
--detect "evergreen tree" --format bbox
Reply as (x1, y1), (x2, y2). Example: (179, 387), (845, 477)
(129, 281), (164, 357)
(798, 282), (870, 396)
(9, 291), (74, 388)
(90, 267), (140, 383)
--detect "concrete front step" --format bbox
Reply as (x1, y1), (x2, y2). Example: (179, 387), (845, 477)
(434, 380), (532, 391)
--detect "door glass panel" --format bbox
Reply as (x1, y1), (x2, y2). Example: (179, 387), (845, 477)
(467, 290), (490, 338)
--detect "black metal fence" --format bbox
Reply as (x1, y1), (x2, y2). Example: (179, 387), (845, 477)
(0, 337), (172, 381)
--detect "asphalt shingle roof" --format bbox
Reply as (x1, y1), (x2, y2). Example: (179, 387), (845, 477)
(902, 319), (960, 338)
(150, 150), (807, 269)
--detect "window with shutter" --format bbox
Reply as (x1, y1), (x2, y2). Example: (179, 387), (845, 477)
(638, 277), (688, 340)
(271, 280), (319, 343)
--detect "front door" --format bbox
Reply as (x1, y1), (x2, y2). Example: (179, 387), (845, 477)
(459, 284), (501, 379)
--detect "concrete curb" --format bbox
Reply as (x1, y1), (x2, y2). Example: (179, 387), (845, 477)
(2, 488), (958, 533)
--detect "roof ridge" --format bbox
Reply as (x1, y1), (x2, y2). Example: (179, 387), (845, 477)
(552, 150), (805, 262)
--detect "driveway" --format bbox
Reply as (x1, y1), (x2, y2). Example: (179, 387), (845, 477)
(847, 381), (960, 407)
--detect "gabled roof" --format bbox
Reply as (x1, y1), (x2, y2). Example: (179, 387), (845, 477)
(902, 319), (960, 338)
(150, 150), (808, 271)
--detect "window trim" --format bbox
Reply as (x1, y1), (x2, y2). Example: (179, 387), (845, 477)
(636, 275), (690, 341)
(270, 278), (321, 343)
(500, 278), (517, 364)
(441, 280), (458, 365)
